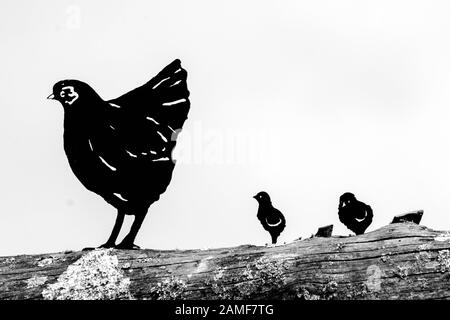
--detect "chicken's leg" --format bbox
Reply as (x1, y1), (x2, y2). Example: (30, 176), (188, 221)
(83, 211), (125, 250)
(100, 211), (125, 248)
(116, 212), (147, 249)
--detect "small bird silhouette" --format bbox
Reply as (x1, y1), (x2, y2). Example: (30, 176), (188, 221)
(48, 59), (190, 249)
(253, 191), (286, 244)
(338, 192), (373, 235)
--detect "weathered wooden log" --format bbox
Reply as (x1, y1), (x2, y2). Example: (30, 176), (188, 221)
(1, 222), (450, 300)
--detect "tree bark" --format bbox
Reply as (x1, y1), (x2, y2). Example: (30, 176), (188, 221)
(1, 222), (450, 300)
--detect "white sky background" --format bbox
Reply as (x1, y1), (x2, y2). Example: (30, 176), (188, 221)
(1, 0), (450, 255)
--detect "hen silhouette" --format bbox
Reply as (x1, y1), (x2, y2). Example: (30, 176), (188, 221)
(253, 192), (286, 244)
(338, 192), (373, 235)
(48, 59), (190, 249)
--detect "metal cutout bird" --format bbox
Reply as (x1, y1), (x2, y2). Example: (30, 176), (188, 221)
(253, 191), (286, 244)
(49, 59), (190, 249)
(338, 192), (373, 235)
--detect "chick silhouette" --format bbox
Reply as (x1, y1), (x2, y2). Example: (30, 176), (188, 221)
(338, 192), (373, 235)
(48, 59), (190, 249)
(253, 192), (286, 244)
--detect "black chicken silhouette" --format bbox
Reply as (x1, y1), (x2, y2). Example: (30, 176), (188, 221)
(338, 192), (373, 235)
(253, 191), (286, 244)
(48, 59), (190, 249)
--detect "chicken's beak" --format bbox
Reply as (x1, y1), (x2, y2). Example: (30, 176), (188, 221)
(47, 93), (55, 100)
(253, 195), (257, 199)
